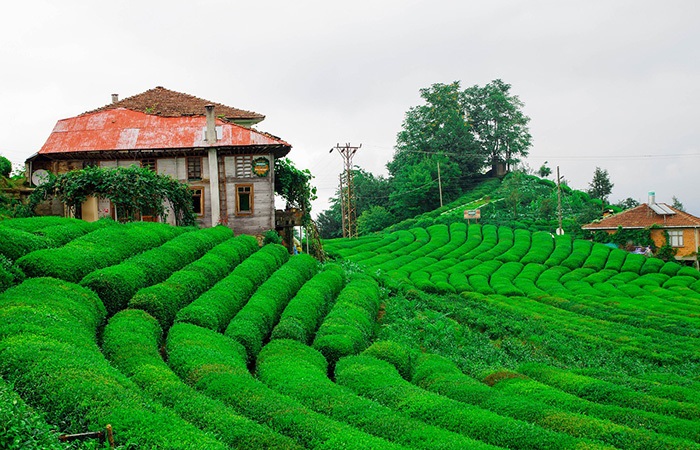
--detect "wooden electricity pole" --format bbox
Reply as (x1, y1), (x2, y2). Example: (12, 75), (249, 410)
(331, 143), (361, 238)
(556, 166), (563, 235)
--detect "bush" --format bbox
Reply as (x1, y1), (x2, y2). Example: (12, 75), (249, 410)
(0, 156), (11, 178)
(176, 244), (289, 332)
(0, 227), (54, 261)
(81, 226), (234, 315)
(103, 309), (302, 449)
(225, 254), (319, 361)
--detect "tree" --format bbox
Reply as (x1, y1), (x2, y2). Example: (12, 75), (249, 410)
(537, 161), (552, 178)
(587, 167), (614, 207)
(614, 197), (639, 210)
(357, 206), (395, 235)
(672, 196), (684, 211)
(0, 155), (11, 178)
(464, 79), (532, 174)
(274, 158), (317, 224)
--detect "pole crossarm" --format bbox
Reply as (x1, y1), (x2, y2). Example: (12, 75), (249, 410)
(331, 143), (361, 238)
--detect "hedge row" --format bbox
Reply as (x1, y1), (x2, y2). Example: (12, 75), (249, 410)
(257, 339), (487, 450)
(81, 226), (235, 315)
(0, 376), (64, 450)
(166, 323), (405, 449)
(519, 363), (700, 421)
(461, 224), (497, 260)
(128, 234), (259, 330)
(312, 274), (381, 366)
(271, 264), (345, 344)
(0, 227), (54, 261)
(17, 222), (184, 282)
(335, 354), (600, 450)
(492, 372), (700, 443)
(175, 243), (289, 332)
(413, 353), (696, 450)
(102, 309), (302, 449)
(225, 253), (319, 362)
(0, 278), (226, 449)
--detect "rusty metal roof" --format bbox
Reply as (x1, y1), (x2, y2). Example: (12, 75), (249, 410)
(38, 108), (291, 157)
(84, 86), (265, 124)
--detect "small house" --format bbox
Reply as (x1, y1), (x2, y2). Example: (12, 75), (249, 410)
(582, 193), (700, 268)
(26, 87), (292, 235)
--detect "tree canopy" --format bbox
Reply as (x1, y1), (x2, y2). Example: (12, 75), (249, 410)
(587, 167), (614, 206)
(274, 158), (316, 224)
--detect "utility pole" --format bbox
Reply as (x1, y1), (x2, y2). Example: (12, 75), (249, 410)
(556, 166), (563, 235)
(330, 143), (361, 238)
(437, 161), (443, 207)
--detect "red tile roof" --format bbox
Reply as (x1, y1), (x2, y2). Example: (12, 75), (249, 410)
(84, 86), (265, 123)
(583, 203), (700, 230)
(38, 108), (290, 155)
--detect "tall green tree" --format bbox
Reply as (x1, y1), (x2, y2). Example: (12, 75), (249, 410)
(464, 79), (532, 174)
(587, 167), (614, 206)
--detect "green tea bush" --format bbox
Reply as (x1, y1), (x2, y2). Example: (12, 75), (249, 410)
(461, 224), (497, 261)
(620, 253), (647, 274)
(520, 231), (555, 265)
(414, 354), (694, 450)
(581, 243), (611, 271)
(102, 309), (302, 449)
(166, 323), (403, 449)
(494, 370), (700, 443)
(129, 235), (258, 330)
(0, 254), (24, 293)
(513, 264), (548, 298)
(640, 257), (666, 275)
(335, 354), (590, 450)
(226, 254), (319, 361)
(496, 228), (531, 263)
(0, 278), (226, 449)
(603, 248), (627, 271)
(0, 227), (54, 261)
(81, 226), (235, 315)
(17, 222), (183, 282)
(519, 363), (700, 421)
(257, 339), (482, 450)
(426, 222), (467, 259)
(312, 275), (381, 366)
(271, 264), (345, 343)
(176, 244), (288, 331)
(476, 226), (514, 262)
(560, 240), (593, 270)
(0, 377), (64, 450)
(543, 234), (573, 267)
(34, 219), (108, 246)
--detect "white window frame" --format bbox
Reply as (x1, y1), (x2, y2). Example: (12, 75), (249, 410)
(668, 230), (684, 248)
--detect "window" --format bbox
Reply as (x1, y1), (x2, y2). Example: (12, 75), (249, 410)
(235, 155), (252, 178)
(668, 230), (684, 247)
(141, 158), (157, 172)
(187, 157), (202, 180)
(191, 187), (204, 216)
(236, 184), (253, 214)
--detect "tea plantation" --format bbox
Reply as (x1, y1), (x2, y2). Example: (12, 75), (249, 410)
(1, 217), (699, 449)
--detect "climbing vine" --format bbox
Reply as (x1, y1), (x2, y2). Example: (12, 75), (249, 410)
(274, 158), (316, 224)
(23, 165), (196, 226)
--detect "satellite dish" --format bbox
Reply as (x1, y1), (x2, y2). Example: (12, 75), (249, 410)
(31, 169), (50, 186)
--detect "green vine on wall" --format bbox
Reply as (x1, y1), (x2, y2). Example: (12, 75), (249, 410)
(586, 225), (655, 250)
(23, 165), (196, 226)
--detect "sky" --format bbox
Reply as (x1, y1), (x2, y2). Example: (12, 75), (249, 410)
(1, 0), (699, 217)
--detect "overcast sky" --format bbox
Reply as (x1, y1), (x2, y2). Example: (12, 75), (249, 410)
(1, 0), (698, 216)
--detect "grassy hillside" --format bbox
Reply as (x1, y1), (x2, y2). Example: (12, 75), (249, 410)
(1, 216), (699, 449)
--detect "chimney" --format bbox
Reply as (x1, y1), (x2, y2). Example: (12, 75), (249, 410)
(205, 104), (217, 143)
(648, 191), (656, 205)
(111, 94), (119, 104)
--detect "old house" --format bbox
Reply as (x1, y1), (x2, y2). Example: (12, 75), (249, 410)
(582, 192), (700, 268)
(26, 87), (293, 235)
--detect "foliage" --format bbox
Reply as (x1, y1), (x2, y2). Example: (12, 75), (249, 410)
(464, 79), (532, 173)
(587, 167), (614, 207)
(23, 165), (196, 226)
(671, 196), (684, 211)
(0, 155), (11, 178)
(263, 229), (283, 245)
(614, 197), (640, 210)
(357, 205), (395, 235)
(274, 158), (316, 224)
(537, 162), (551, 178)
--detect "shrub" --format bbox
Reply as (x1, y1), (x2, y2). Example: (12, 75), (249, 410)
(225, 254), (319, 361)
(0, 227), (54, 261)
(271, 264), (345, 344)
(176, 244), (289, 332)
(102, 309), (302, 449)
(313, 275), (382, 366)
(81, 226), (234, 315)
(166, 323), (402, 449)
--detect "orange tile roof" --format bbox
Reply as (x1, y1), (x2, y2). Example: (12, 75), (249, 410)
(84, 86), (265, 123)
(38, 108), (290, 155)
(583, 203), (700, 230)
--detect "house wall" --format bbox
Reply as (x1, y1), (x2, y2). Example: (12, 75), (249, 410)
(650, 227), (699, 259)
